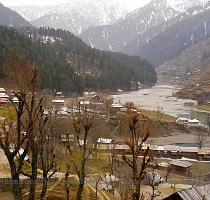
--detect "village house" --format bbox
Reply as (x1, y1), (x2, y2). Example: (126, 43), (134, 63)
(176, 117), (189, 126)
(97, 138), (114, 150)
(169, 160), (193, 177)
(0, 92), (9, 104)
(176, 117), (204, 128)
(164, 184), (210, 200)
(52, 99), (65, 110)
(110, 102), (123, 115)
(55, 91), (64, 99)
(61, 134), (74, 143)
(187, 119), (203, 128)
(198, 148), (210, 161)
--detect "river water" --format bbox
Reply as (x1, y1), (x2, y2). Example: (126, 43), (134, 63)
(112, 85), (208, 123)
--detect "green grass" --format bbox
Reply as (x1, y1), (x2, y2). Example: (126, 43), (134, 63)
(141, 109), (176, 122)
(194, 104), (210, 111)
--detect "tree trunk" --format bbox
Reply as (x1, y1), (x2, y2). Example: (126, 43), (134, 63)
(40, 172), (48, 200)
(76, 179), (84, 200)
(133, 182), (140, 200)
(29, 152), (38, 200)
(9, 160), (22, 200)
(65, 186), (70, 200)
(12, 178), (22, 200)
(95, 181), (98, 200)
(29, 178), (36, 200)
(65, 170), (70, 200)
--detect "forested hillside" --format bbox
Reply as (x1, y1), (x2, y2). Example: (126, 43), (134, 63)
(0, 26), (157, 95)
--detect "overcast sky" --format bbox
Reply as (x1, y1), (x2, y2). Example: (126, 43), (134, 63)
(0, 0), (150, 8)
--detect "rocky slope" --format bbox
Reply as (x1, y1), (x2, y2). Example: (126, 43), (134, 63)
(157, 37), (210, 79)
(131, 8), (210, 66)
(80, 0), (179, 52)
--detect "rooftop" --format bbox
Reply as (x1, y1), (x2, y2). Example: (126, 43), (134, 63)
(170, 160), (192, 168)
(0, 93), (9, 98)
(0, 88), (6, 92)
(179, 185), (210, 200)
(188, 119), (200, 123)
(198, 148), (210, 155)
(97, 138), (113, 144)
(52, 99), (65, 103)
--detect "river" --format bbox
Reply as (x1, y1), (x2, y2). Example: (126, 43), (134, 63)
(112, 85), (208, 123)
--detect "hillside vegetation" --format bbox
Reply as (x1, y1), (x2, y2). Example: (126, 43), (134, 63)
(0, 26), (157, 95)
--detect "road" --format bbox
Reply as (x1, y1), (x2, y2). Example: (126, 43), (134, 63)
(151, 134), (210, 147)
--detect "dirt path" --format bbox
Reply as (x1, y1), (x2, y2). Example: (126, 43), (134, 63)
(87, 183), (111, 200)
(0, 192), (14, 200)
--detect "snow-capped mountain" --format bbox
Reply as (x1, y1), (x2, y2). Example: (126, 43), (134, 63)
(132, 8), (210, 67)
(12, 0), (130, 36)
(167, 0), (207, 12)
(11, 5), (55, 21)
(80, 0), (179, 52)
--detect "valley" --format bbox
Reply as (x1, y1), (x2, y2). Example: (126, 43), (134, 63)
(1, 0), (210, 199)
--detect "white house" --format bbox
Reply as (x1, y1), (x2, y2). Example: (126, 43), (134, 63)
(176, 117), (189, 125)
(187, 119), (203, 128)
(97, 138), (113, 149)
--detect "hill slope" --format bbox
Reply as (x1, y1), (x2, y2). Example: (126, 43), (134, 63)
(157, 37), (210, 80)
(132, 8), (210, 66)
(0, 26), (157, 95)
(0, 3), (31, 27)
(156, 35), (210, 100)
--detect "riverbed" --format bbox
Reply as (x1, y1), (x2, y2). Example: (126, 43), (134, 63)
(112, 85), (199, 119)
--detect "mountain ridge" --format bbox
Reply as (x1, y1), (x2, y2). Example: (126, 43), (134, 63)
(12, 0), (131, 36)
(80, 0), (179, 52)
(0, 3), (31, 27)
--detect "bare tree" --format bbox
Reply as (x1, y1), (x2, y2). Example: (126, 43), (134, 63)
(165, 165), (171, 183)
(0, 58), (41, 200)
(197, 132), (206, 149)
(65, 163), (71, 200)
(39, 113), (61, 200)
(115, 161), (133, 200)
(122, 109), (152, 200)
(147, 161), (161, 200)
(104, 97), (113, 119)
(67, 106), (94, 200)
(157, 106), (164, 128)
(0, 97), (27, 200)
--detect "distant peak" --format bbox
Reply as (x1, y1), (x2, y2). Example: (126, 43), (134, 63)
(151, 0), (167, 5)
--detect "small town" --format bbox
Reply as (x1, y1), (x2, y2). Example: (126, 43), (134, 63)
(1, 83), (210, 199)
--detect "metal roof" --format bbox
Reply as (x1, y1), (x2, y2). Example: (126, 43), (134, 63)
(97, 138), (113, 144)
(52, 99), (65, 103)
(0, 93), (9, 98)
(179, 185), (210, 200)
(188, 119), (200, 123)
(170, 160), (192, 168)
(198, 148), (210, 155)
(180, 147), (199, 153)
(164, 145), (180, 152)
